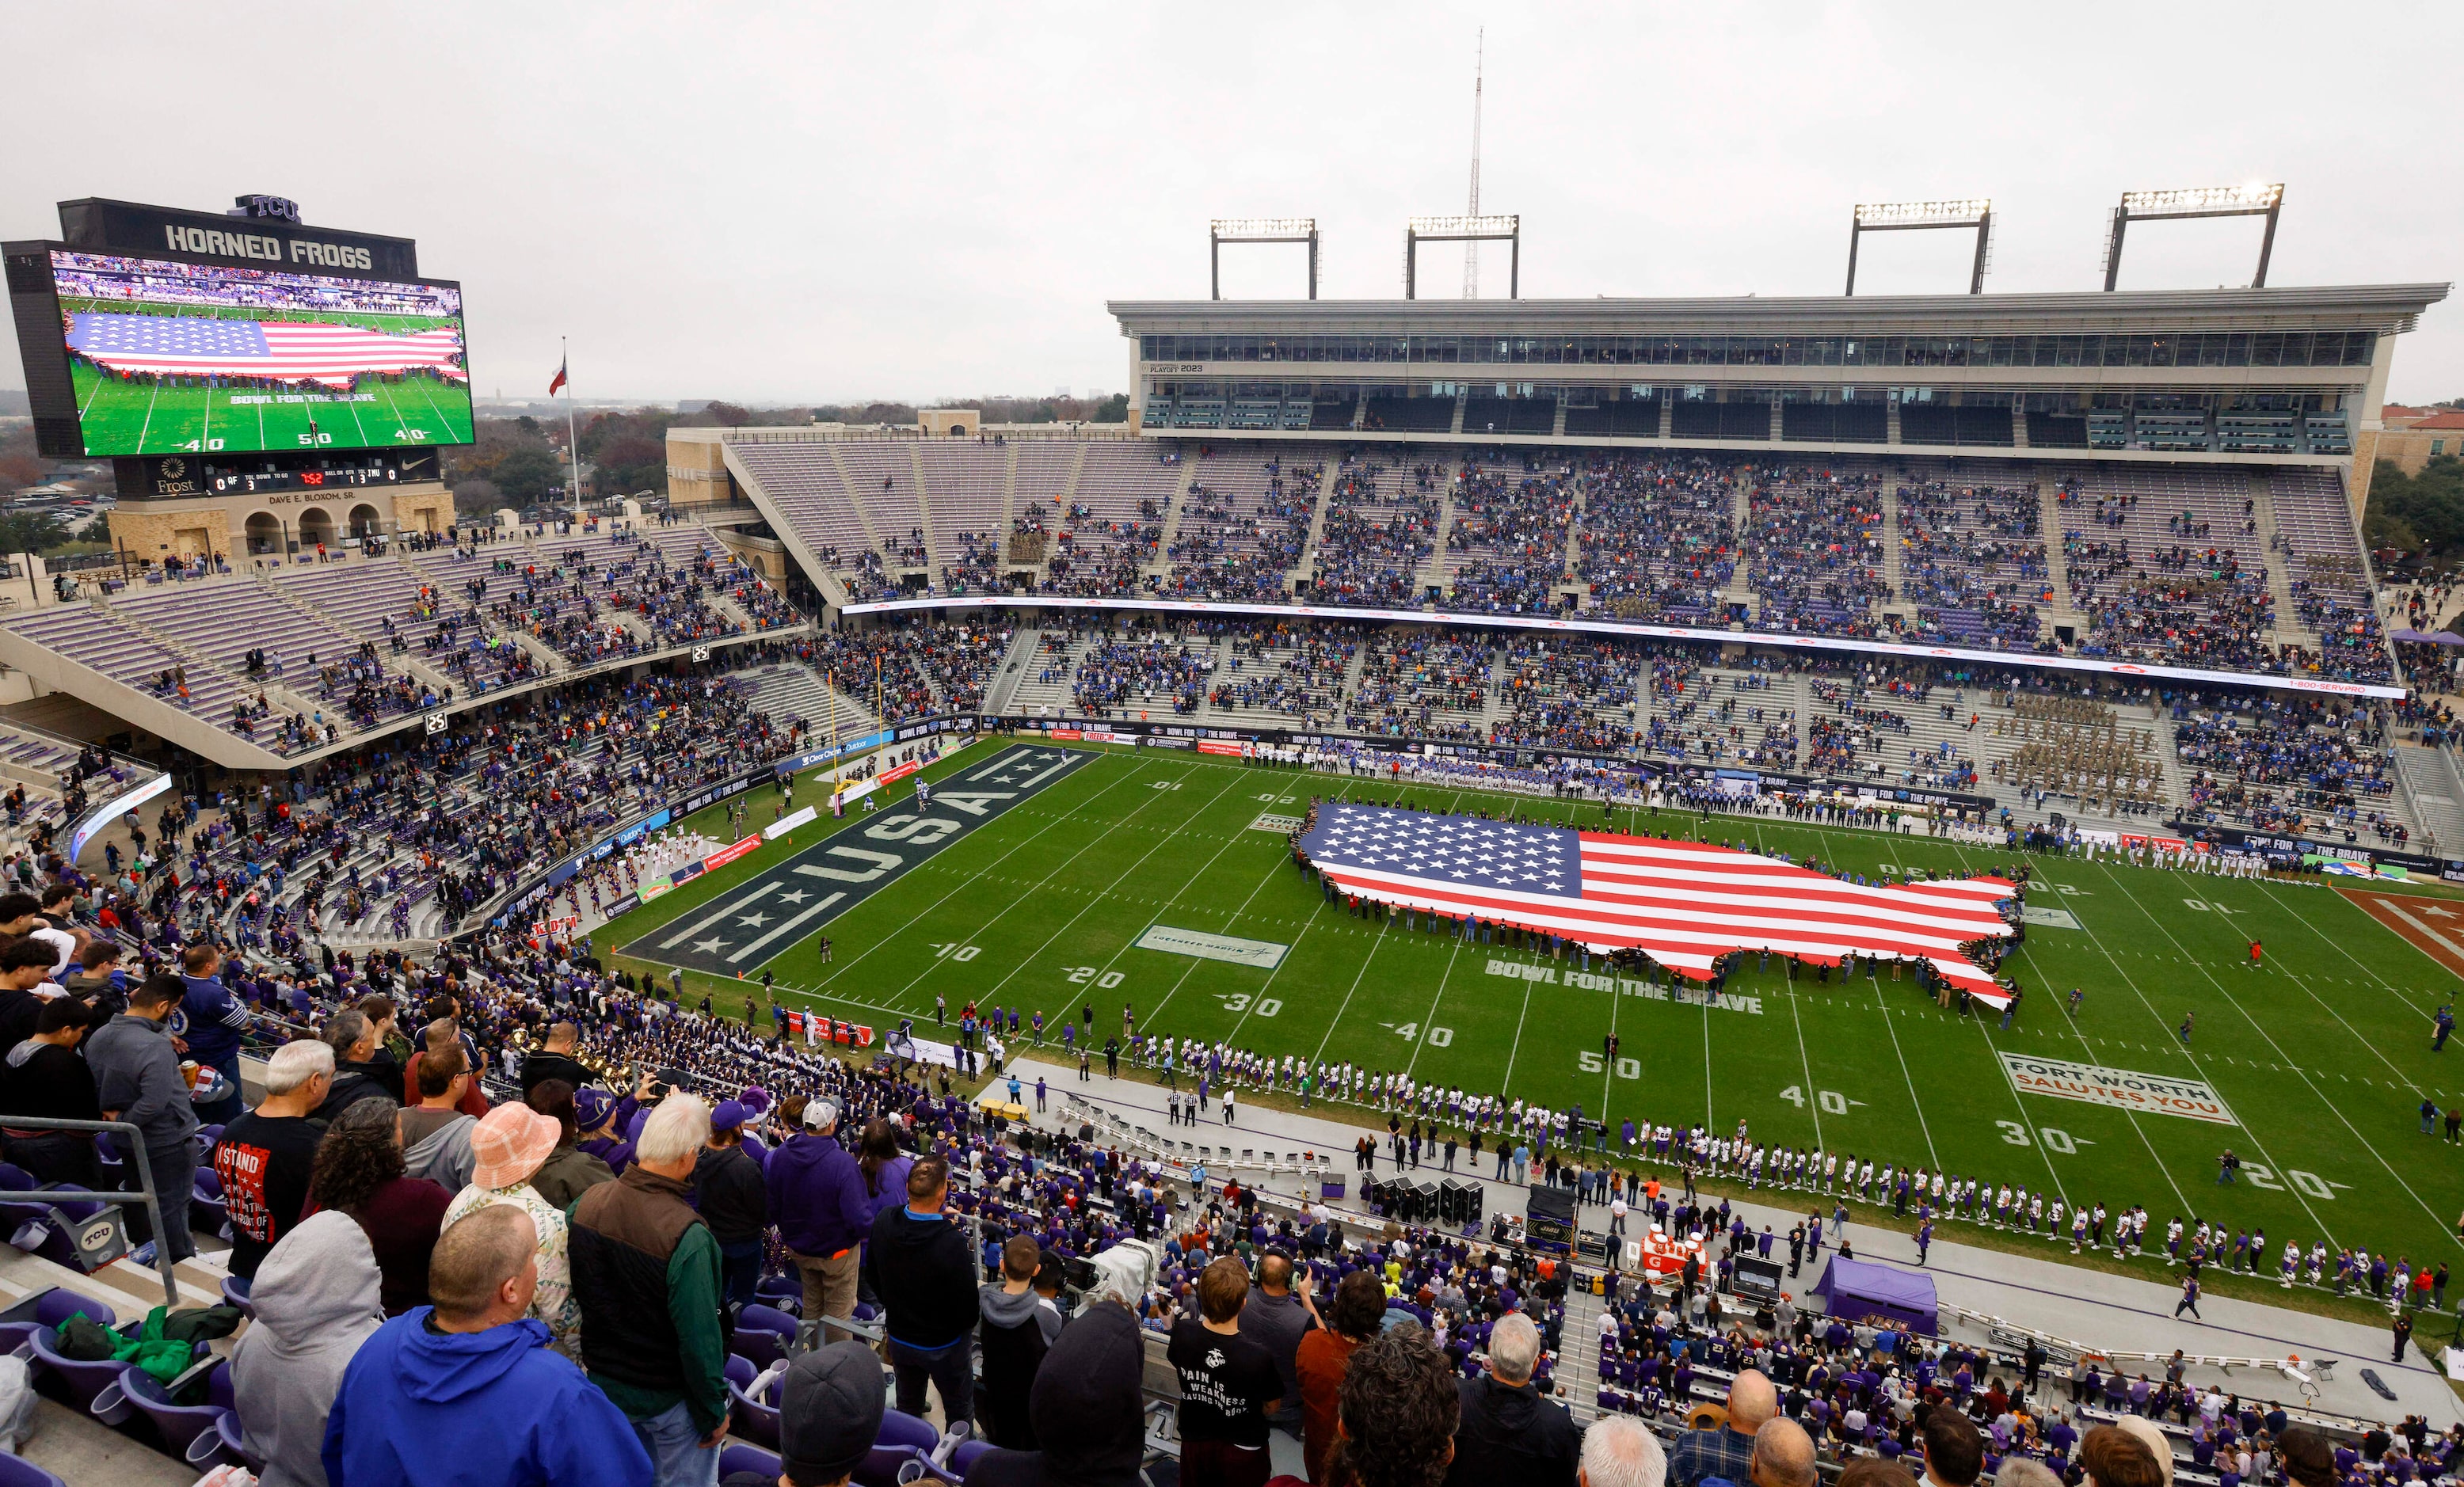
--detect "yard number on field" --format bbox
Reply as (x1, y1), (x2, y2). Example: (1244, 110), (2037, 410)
(1063, 964), (1125, 989)
(2240, 1162), (2349, 1200)
(1384, 1022), (1453, 1047)
(930, 942), (981, 963)
(1219, 995), (1283, 1017)
(1579, 1052), (1644, 1078)
(1780, 1086), (1859, 1115)
(1997, 1121), (2092, 1153)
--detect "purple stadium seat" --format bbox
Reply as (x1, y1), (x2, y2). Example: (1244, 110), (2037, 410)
(0, 1287), (116, 1356)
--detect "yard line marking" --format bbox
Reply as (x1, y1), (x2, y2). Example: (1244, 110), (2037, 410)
(1310, 916), (1393, 1067)
(1937, 851), (2196, 1220)
(1787, 987), (1823, 1151)
(1404, 931), (1469, 1082)
(1865, 976), (1940, 1169)
(2085, 861), (2352, 1250)
(962, 763), (1249, 1004)
(805, 748), (1150, 991)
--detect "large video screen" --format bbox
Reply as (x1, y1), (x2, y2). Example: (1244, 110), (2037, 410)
(44, 249), (471, 457)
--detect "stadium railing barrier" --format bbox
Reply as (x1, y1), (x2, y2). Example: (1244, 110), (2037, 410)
(0, 1115), (181, 1308)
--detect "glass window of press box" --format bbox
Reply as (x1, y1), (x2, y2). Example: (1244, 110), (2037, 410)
(1137, 331), (2378, 369)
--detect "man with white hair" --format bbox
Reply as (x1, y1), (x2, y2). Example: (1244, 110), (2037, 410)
(568, 1093), (732, 1486)
(214, 1036), (334, 1280)
(1445, 1310), (1580, 1487)
(1584, 1415), (1669, 1487)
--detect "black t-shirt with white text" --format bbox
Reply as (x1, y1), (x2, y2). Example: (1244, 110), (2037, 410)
(213, 1112), (322, 1280)
(1167, 1318), (1279, 1447)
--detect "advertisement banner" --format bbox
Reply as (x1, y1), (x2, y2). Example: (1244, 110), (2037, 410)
(1998, 1052), (2236, 1124)
(703, 836), (762, 871)
(1198, 739), (1247, 757)
(668, 861), (705, 888)
(880, 759), (922, 785)
(765, 806), (817, 839)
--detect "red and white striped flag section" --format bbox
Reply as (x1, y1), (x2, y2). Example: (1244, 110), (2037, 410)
(1299, 803), (2019, 1006)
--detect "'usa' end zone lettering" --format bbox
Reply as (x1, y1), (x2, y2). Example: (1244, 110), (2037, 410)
(1483, 958), (1761, 1014)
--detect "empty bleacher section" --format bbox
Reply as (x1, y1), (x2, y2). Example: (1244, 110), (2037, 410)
(1670, 400), (1772, 441)
(1461, 392), (1557, 435)
(1561, 394), (1662, 438)
(729, 443), (890, 599)
(1898, 401), (2016, 447)
(1046, 443), (1171, 595)
(1778, 401), (1889, 444)
(1360, 394), (1456, 433)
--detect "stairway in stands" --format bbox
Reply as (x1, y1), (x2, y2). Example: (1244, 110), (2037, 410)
(2395, 744), (2464, 855)
(733, 664), (882, 740)
(1556, 1276), (1604, 1422)
(2248, 471), (2319, 650)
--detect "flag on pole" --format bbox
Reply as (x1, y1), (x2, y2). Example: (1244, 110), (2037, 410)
(1299, 803), (2020, 1005)
(548, 356), (568, 397)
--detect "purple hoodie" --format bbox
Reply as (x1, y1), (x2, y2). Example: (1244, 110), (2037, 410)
(764, 1131), (873, 1257)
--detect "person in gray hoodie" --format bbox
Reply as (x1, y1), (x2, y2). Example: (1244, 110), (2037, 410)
(83, 975), (199, 1262)
(232, 1210), (386, 1487)
(978, 1236), (1063, 1448)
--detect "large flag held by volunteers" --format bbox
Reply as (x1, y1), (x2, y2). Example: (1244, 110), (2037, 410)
(67, 311), (466, 389)
(1299, 803), (2020, 1007)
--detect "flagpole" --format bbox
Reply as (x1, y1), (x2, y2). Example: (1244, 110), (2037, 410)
(562, 336), (581, 515)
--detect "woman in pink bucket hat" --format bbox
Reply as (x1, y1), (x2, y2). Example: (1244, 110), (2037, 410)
(443, 1101), (581, 1356)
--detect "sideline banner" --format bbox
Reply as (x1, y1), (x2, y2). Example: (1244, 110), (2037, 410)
(766, 806), (817, 839)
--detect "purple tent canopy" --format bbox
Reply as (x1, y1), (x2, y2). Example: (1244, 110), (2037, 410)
(1811, 1254), (1938, 1334)
(2392, 629), (2464, 646)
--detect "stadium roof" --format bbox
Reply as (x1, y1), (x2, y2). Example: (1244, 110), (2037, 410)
(1110, 283), (2449, 334)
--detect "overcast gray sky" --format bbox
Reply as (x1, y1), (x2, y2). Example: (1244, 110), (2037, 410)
(6, 2), (2459, 408)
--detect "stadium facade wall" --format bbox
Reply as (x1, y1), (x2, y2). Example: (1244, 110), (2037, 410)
(104, 485), (452, 565)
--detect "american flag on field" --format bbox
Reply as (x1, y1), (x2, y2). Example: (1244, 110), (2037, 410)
(66, 312), (466, 390)
(1300, 804), (2021, 1006)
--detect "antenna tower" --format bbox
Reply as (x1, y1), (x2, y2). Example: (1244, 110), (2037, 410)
(1462, 30), (1483, 299)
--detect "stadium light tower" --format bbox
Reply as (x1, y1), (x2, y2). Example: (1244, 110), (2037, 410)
(1845, 199), (1994, 296)
(1209, 219), (1320, 300)
(1405, 215), (1519, 299)
(2102, 183), (2284, 291)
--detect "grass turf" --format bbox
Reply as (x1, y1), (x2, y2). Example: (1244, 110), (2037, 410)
(604, 738), (2464, 1280)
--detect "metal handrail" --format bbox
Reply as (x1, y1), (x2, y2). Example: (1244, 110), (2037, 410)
(0, 1115), (179, 1306)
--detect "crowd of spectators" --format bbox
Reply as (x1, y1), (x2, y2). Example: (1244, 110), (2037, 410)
(1744, 469), (1889, 638)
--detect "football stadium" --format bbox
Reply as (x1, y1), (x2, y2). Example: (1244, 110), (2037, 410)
(2, 160), (2463, 1487)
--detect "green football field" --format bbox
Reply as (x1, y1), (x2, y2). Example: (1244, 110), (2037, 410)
(607, 739), (2464, 1276)
(63, 301), (472, 457)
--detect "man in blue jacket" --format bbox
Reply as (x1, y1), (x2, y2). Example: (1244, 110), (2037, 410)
(323, 1204), (651, 1487)
(177, 942), (251, 1124)
(764, 1095), (872, 1344)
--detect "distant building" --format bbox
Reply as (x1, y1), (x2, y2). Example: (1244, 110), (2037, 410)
(2374, 409), (2464, 475)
